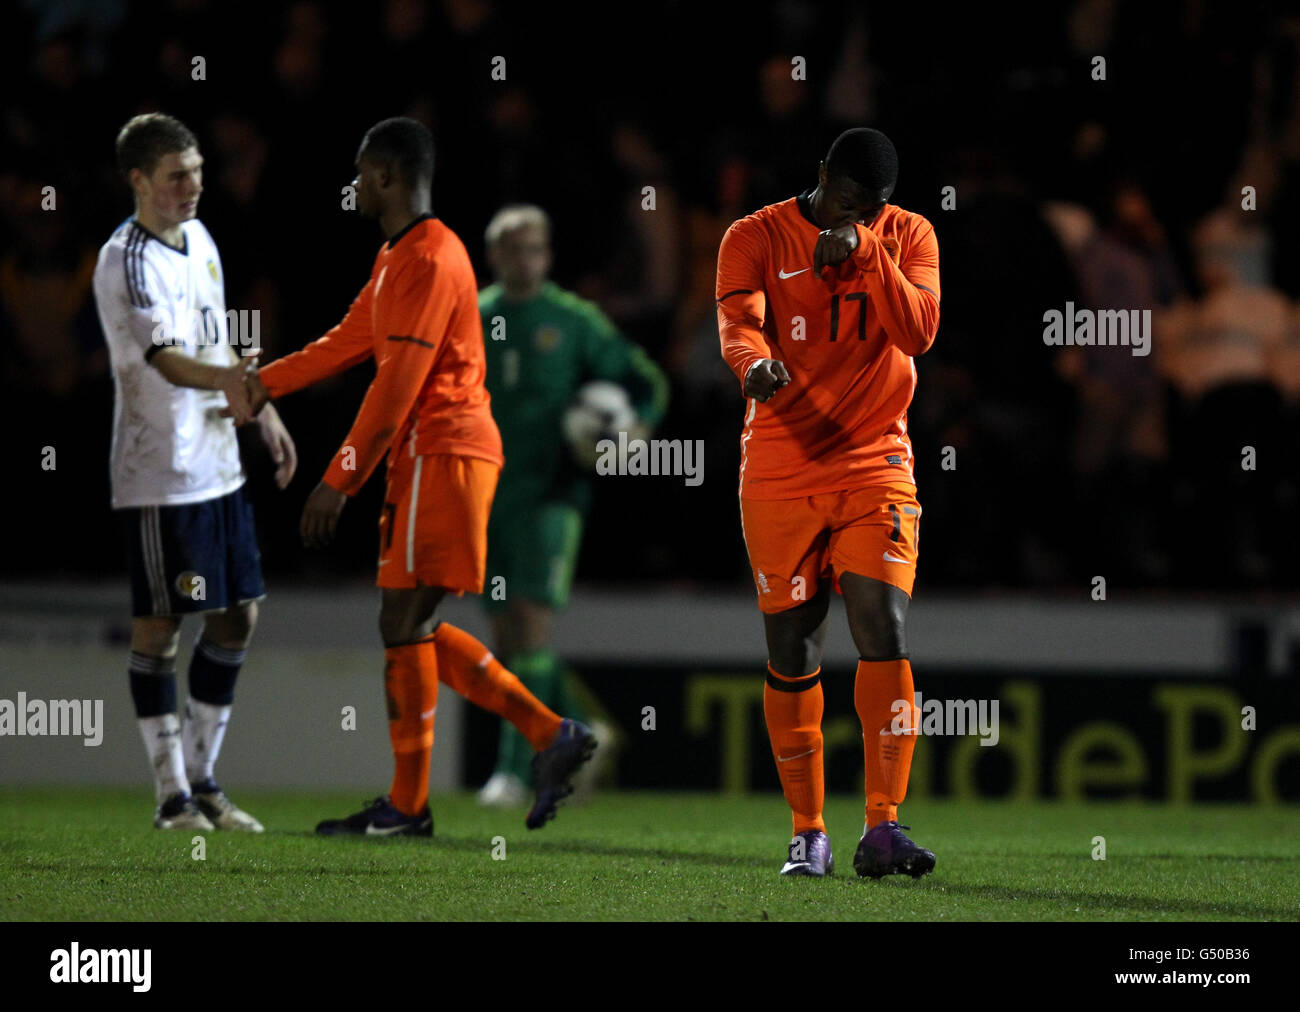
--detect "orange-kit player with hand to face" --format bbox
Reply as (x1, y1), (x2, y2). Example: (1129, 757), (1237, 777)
(716, 127), (940, 879)
(244, 118), (595, 836)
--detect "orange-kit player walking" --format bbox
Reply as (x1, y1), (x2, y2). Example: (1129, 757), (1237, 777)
(716, 127), (939, 878)
(244, 118), (595, 836)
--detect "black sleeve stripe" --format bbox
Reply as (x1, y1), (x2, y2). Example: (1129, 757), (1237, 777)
(716, 288), (754, 303)
(915, 284), (939, 301)
(143, 342), (178, 363)
(123, 229), (140, 307)
(386, 335), (436, 349)
(125, 227), (153, 308)
(132, 227), (152, 307)
(135, 229), (153, 307)
(127, 227), (144, 307)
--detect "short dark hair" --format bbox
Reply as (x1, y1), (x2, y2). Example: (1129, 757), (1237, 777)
(825, 128), (898, 204)
(115, 113), (198, 181)
(360, 117), (434, 187)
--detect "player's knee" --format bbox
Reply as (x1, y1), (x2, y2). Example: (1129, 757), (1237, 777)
(379, 587), (444, 647)
(378, 605), (428, 647)
(766, 635), (822, 679)
(767, 650), (805, 679)
(858, 627), (905, 659)
(131, 616), (182, 658)
(849, 609), (906, 658)
(378, 608), (406, 646)
(763, 592), (830, 678)
(843, 577), (908, 657)
(235, 601), (259, 640)
(206, 601), (258, 648)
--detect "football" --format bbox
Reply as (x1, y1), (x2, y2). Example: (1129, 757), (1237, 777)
(561, 380), (637, 463)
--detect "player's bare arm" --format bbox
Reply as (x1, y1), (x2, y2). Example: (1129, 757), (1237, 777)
(254, 402), (297, 490)
(150, 348), (255, 424)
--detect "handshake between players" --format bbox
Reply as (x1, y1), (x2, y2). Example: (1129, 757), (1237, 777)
(218, 360), (272, 425)
(217, 361), (294, 491)
(217, 359), (347, 547)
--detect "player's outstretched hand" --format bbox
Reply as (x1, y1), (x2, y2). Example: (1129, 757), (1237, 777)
(219, 364), (254, 426)
(744, 359), (792, 403)
(813, 224), (859, 276)
(300, 481), (347, 548)
(258, 407), (298, 490)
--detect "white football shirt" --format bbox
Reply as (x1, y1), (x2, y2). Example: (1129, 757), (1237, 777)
(93, 218), (245, 508)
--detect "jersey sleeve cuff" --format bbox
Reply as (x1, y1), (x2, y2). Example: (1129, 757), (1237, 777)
(321, 463), (356, 498)
(143, 341), (181, 363)
(257, 361), (292, 399)
(740, 357), (768, 389)
(851, 225), (881, 268)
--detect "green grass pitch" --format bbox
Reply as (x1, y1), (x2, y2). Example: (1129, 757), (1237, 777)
(1, 789), (1296, 921)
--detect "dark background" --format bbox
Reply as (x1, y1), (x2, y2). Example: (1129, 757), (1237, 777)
(4, 0), (1298, 593)
(483, 664), (1298, 802)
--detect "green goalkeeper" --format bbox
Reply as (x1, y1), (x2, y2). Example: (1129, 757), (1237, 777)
(477, 204), (669, 806)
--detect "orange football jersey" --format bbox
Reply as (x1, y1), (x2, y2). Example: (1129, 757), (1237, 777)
(260, 214), (503, 495)
(716, 192), (939, 499)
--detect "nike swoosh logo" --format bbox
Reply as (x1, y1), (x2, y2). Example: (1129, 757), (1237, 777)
(776, 749), (815, 763)
(882, 551), (909, 563)
(365, 822), (414, 836)
(777, 268), (809, 279)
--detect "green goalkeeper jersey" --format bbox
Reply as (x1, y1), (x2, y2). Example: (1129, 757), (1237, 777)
(479, 281), (669, 509)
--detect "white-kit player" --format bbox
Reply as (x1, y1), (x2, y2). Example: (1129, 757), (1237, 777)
(92, 112), (296, 831)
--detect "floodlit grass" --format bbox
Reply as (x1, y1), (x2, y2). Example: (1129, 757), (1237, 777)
(2, 789), (1296, 921)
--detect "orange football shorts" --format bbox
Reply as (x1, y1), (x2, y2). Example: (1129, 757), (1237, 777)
(377, 452), (500, 593)
(740, 481), (921, 613)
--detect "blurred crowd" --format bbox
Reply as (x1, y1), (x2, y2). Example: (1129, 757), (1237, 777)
(4, 0), (1298, 591)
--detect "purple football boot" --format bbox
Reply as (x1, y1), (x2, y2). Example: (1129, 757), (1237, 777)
(526, 719), (597, 829)
(780, 830), (834, 877)
(853, 821), (935, 879)
(315, 795), (433, 837)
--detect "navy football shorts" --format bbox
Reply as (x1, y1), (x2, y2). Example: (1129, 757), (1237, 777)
(120, 485), (266, 618)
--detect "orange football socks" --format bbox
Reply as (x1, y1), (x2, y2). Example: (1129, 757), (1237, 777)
(385, 639), (439, 816)
(855, 657), (918, 828)
(764, 664), (826, 835)
(431, 623), (562, 750)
